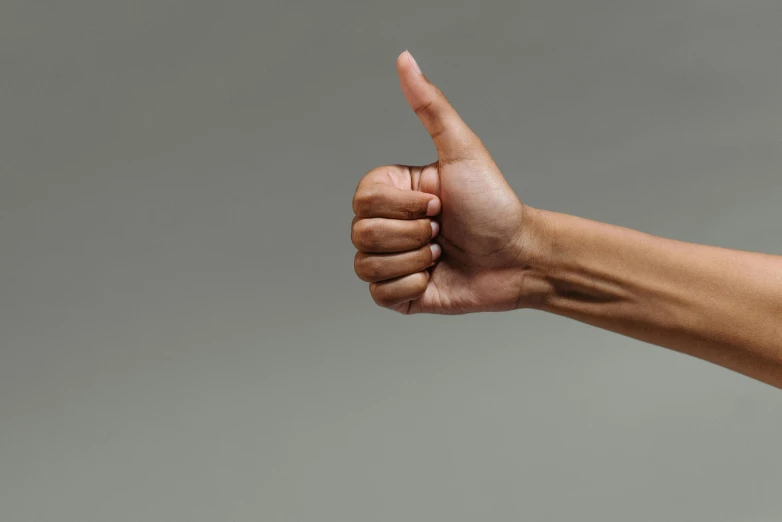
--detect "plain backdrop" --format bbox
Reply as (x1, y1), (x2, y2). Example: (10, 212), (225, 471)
(2, 1), (781, 521)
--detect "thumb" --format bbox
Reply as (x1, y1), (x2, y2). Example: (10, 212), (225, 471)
(396, 50), (484, 164)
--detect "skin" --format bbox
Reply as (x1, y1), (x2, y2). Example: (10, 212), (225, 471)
(351, 51), (782, 389)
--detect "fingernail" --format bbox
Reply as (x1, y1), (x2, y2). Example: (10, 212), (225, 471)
(430, 242), (442, 261)
(430, 221), (439, 238)
(407, 50), (422, 75)
(426, 198), (441, 216)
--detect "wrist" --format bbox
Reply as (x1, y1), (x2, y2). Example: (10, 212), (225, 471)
(513, 207), (644, 313)
(513, 205), (558, 310)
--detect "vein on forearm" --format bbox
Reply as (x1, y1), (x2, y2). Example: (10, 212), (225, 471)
(525, 210), (782, 387)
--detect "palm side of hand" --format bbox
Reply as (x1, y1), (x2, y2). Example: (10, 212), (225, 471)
(352, 51), (529, 315)
(402, 157), (526, 314)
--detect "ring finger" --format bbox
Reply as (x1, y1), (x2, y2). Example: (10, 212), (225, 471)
(355, 243), (442, 282)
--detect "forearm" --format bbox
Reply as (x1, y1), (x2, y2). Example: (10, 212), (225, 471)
(520, 207), (782, 388)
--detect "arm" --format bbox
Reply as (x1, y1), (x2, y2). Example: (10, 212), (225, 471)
(520, 207), (782, 388)
(351, 51), (782, 389)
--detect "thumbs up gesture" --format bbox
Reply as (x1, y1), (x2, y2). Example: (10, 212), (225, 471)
(352, 51), (538, 314)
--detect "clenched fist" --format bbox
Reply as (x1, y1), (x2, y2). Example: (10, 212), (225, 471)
(351, 51), (538, 314)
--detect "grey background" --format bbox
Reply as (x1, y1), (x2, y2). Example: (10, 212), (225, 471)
(1, 1), (781, 520)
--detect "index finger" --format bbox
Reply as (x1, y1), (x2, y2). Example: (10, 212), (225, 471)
(353, 183), (441, 219)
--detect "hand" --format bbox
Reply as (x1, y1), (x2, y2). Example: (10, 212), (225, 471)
(351, 51), (537, 314)
(349, 54), (782, 391)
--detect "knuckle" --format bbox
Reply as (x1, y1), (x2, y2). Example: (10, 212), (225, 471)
(353, 251), (364, 276)
(351, 223), (361, 248)
(351, 223), (369, 250)
(353, 185), (383, 217)
(413, 99), (435, 117)
(354, 253), (380, 282)
(369, 282), (386, 306)
(369, 282), (395, 308)
(352, 219), (380, 250)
